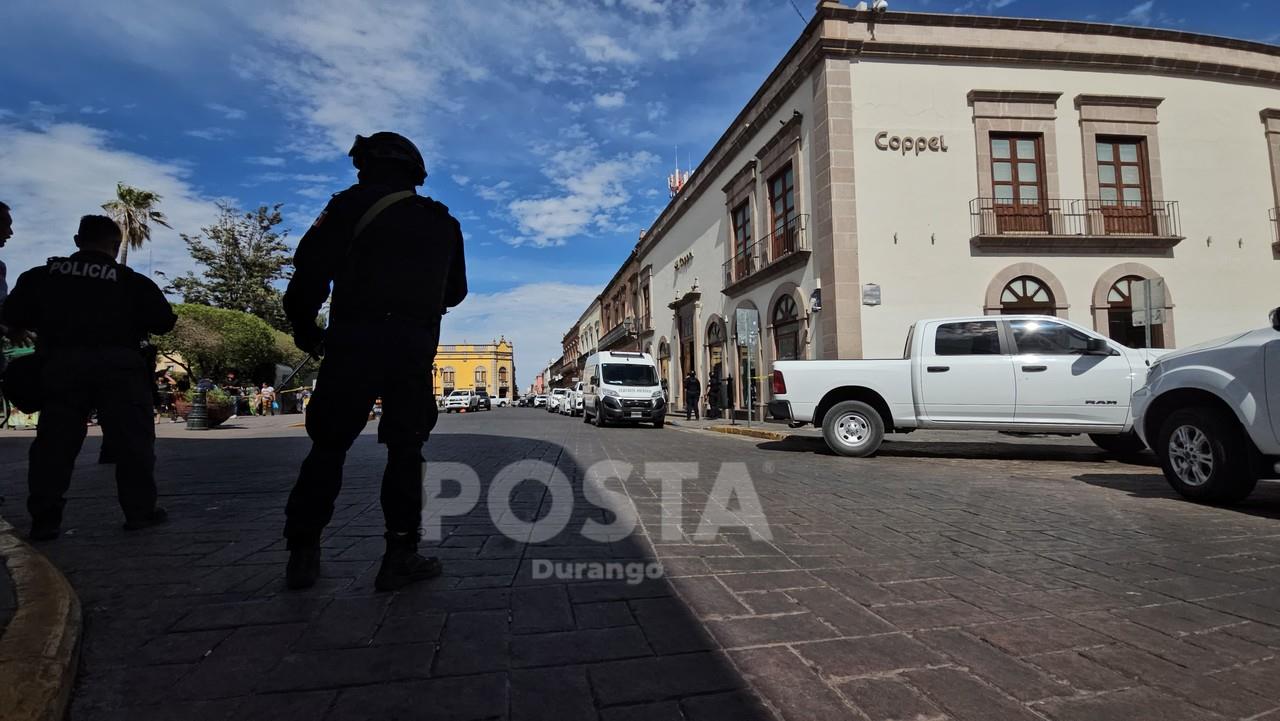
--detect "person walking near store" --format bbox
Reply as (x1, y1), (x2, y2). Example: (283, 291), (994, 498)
(683, 370), (701, 421)
(261, 382), (276, 416)
(707, 364), (722, 420)
(4, 215), (177, 540)
(281, 131), (468, 592)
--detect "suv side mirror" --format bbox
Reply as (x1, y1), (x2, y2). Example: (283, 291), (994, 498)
(1271, 307), (1280, 331)
(590, 376), (598, 385)
(1086, 338), (1112, 355)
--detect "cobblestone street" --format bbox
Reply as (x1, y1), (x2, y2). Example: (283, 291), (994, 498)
(2, 410), (1279, 720)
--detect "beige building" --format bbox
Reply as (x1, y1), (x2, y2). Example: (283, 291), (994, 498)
(590, 3), (1280, 417)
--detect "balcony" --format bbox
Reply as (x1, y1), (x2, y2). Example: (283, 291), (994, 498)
(970, 198), (1183, 255)
(722, 214), (810, 295)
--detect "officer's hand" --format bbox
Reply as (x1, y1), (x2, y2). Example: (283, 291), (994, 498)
(293, 326), (325, 357)
(5, 328), (33, 348)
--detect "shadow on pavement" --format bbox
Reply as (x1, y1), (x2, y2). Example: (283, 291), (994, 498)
(0, 429), (773, 720)
(753, 435), (1160, 466)
(1075, 472), (1280, 520)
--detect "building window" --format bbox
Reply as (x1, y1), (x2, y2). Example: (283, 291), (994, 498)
(1000, 276), (1056, 315)
(1107, 275), (1164, 348)
(475, 368), (486, 386)
(730, 200), (753, 282)
(441, 367), (455, 388)
(990, 134), (1046, 233)
(706, 318), (725, 378)
(657, 339), (671, 396)
(767, 164), (797, 260)
(498, 367), (508, 386)
(641, 284), (651, 328)
(772, 295), (801, 360)
(1096, 138), (1152, 234)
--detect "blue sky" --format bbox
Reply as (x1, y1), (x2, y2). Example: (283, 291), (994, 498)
(1, 0), (1276, 383)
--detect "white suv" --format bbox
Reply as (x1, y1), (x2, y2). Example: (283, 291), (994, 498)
(1133, 308), (1280, 503)
(547, 388), (569, 413)
(443, 390), (479, 413)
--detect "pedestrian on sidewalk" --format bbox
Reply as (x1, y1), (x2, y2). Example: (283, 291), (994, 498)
(683, 370), (701, 421)
(4, 215), (177, 540)
(281, 131), (468, 592)
(260, 382), (276, 416)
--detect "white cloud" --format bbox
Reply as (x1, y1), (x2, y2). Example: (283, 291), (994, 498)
(0, 122), (220, 282)
(476, 180), (512, 201)
(508, 145), (658, 247)
(646, 101), (668, 122)
(184, 127), (234, 141)
(206, 102), (247, 120)
(621, 0), (667, 14)
(451, 174), (471, 186)
(1117, 0), (1155, 24)
(79, 105), (109, 115)
(441, 281), (602, 388)
(593, 91), (627, 109)
(578, 34), (640, 64)
(245, 155), (286, 166)
(566, 100), (586, 113)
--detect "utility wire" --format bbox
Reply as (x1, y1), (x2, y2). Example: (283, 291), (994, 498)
(788, 0), (808, 24)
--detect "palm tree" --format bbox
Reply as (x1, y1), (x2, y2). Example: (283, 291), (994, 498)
(102, 182), (171, 267)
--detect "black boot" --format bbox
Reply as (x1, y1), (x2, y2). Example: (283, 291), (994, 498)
(28, 518), (61, 542)
(286, 542), (321, 590)
(375, 533), (442, 592)
(123, 506), (168, 531)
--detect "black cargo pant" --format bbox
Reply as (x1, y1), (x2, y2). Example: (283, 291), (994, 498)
(28, 347), (158, 526)
(284, 319), (440, 546)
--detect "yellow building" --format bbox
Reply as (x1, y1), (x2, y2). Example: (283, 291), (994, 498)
(433, 337), (516, 400)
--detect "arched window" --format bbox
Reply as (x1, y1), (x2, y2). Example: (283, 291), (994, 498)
(706, 318), (725, 378)
(657, 340), (671, 393)
(1107, 275), (1164, 348)
(475, 368), (486, 386)
(498, 367), (509, 385)
(1000, 276), (1056, 315)
(773, 295), (801, 360)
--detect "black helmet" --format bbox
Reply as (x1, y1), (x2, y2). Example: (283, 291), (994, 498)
(348, 132), (427, 185)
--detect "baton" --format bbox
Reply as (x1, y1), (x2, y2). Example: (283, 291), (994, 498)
(279, 353), (316, 389)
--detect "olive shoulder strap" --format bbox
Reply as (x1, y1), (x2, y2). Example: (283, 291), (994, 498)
(352, 190), (416, 241)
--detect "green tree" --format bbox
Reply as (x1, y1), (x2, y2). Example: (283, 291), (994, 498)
(153, 304), (282, 379)
(101, 182), (171, 267)
(162, 202), (293, 331)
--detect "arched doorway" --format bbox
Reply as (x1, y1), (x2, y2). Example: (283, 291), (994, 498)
(657, 339), (671, 398)
(1107, 275), (1165, 348)
(1000, 275), (1056, 315)
(705, 317), (726, 379)
(772, 295), (801, 360)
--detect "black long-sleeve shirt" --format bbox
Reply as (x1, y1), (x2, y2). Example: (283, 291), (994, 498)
(4, 249), (176, 348)
(283, 182), (467, 332)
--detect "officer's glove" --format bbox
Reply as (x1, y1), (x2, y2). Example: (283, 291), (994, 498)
(293, 325), (326, 357)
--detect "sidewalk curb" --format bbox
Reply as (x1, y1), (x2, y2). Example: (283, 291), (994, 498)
(0, 516), (82, 721)
(668, 421), (793, 442)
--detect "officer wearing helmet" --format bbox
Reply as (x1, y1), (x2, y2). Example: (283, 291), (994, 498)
(282, 131), (467, 591)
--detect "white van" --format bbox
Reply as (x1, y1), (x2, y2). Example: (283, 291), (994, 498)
(582, 351), (666, 428)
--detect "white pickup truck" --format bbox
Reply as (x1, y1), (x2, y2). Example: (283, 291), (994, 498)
(770, 315), (1165, 457)
(1132, 308), (1280, 504)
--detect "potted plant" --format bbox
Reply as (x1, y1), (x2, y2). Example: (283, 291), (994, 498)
(173, 386), (235, 427)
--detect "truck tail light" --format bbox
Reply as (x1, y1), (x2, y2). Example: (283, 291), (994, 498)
(772, 370), (787, 395)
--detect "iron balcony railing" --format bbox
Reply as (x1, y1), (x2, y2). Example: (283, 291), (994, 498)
(723, 214), (809, 287)
(970, 198), (1182, 239)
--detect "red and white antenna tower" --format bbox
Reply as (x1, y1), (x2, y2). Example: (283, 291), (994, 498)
(667, 147), (690, 198)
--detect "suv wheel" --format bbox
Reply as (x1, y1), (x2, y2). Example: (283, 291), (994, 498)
(821, 401), (885, 458)
(1157, 406), (1258, 503)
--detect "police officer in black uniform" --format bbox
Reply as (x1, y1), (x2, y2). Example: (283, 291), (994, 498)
(282, 131), (467, 592)
(4, 215), (177, 541)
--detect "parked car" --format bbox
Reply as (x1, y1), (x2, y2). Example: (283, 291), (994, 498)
(533, 394), (547, 408)
(1132, 308), (1280, 503)
(770, 315), (1167, 457)
(475, 390), (492, 411)
(443, 389), (479, 413)
(562, 381), (585, 416)
(492, 395), (511, 408)
(547, 388), (569, 413)
(582, 351), (666, 428)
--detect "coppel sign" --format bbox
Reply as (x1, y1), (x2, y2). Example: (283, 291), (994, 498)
(875, 132), (949, 156)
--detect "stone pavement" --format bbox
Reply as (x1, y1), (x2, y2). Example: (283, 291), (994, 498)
(0, 537), (12, 635)
(0, 410), (1279, 720)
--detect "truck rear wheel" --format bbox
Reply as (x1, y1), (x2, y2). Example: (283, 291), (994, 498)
(822, 401), (884, 457)
(1089, 431), (1146, 456)
(1157, 407), (1257, 504)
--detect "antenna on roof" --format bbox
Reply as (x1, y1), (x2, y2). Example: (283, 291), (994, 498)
(667, 146), (690, 198)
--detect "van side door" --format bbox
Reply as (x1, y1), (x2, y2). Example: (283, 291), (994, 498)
(919, 320), (1017, 423)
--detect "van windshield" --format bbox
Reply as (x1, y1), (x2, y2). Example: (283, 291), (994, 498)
(602, 363), (658, 386)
